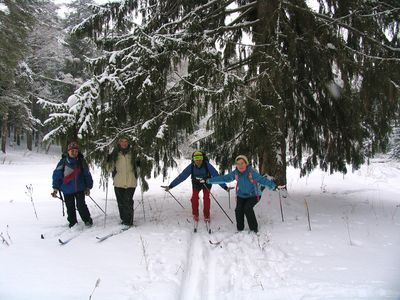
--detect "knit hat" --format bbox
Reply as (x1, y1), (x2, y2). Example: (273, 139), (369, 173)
(67, 141), (79, 151)
(235, 155), (249, 165)
(118, 136), (130, 143)
(192, 150), (204, 161)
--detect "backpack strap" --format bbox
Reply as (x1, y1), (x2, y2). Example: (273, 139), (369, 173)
(235, 168), (260, 201)
(191, 160), (211, 180)
(234, 173), (239, 194)
(248, 171), (254, 183)
(248, 169), (260, 202)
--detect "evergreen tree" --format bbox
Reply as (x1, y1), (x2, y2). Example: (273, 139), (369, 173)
(0, 0), (35, 152)
(38, 0), (98, 151)
(42, 1), (200, 187)
(42, 0), (400, 186)
(203, 0), (400, 184)
(21, 1), (69, 151)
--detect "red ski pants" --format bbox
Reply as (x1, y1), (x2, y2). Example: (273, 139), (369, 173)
(191, 188), (210, 220)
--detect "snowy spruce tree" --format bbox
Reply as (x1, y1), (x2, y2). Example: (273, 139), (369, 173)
(199, 0), (400, 184)
(0, 0), (36, 152)
(23, 1), (72, 151)
(38, 0), (99, 151)
(0, 0), (73, 152)
(42, 1), (204, 186)
(43, 0), (399, 186)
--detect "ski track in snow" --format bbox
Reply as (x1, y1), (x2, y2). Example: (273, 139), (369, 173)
(177, 229), (291, 300)
(179, 233), (209, 300)
(1, 151), (400, 299)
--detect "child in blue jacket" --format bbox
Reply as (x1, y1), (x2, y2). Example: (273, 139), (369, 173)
(207, 155), (279, 233)
(164, 151), (227, 223)
(51, 142), (93, 228)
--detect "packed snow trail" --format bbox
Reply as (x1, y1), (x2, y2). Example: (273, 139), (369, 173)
(178, 228), (291, 300)
(179, 233), (210, 300)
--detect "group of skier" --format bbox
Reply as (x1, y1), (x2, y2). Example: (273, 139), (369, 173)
(52, 137), (284, 233)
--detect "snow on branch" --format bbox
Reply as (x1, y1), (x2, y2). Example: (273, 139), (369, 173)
(283, 1), (400, 53)
(42, 125), (67, 142)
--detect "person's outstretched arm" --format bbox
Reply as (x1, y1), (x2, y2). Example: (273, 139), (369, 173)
(251, 169), (277, 190)
(207, 170), (236, 185)
(207, 162), (228, 190)
(168, 164), (192, 189)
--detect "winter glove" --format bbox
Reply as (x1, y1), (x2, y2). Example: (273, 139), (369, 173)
(277, 185), (287, 198)
(195, 177), (206, 184)
(84, 188), (90, 196)
(161, 185), (170, 192)
(51, 189), (59, 198)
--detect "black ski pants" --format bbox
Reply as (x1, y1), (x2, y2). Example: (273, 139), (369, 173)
(235, 196), (258, 232)
(64, 191), (92, 226)
(114, 187), (136, 225)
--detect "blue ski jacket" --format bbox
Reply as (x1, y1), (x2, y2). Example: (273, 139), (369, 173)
(169, 161), (227, 190)
(52, 153), (93, 195)
(207, 165), (276, 198)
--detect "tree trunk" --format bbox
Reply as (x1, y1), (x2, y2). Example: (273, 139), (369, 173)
(255, 0), (287, 186)
(15, 126), (21, 146)
(1, 113), (8, 153)
(27, 129), (33, 151)
(35, 131), (39, 147)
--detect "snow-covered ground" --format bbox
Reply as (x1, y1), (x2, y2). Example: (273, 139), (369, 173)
(1, 147), (399, 300)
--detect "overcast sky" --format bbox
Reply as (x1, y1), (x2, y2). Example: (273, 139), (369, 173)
(53, 0), (113, 18)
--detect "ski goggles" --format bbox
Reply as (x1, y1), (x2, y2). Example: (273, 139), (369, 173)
(193, 155), (203, 161)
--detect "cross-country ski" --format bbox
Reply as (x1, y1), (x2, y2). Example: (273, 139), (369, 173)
(58, 235), (78, 245)
(57, 224), (86, 245)
(96, 226), (132, 242)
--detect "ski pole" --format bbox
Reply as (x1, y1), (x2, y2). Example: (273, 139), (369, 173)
(104, 178), (108, 228)
(142, 191), (145, 221)
(278, 189), (284, 222)
(52, 192), (65, 216)
(160, 186), (185, 209)
(88, 195), (106, 215)
(228, 188), (231, 209)
(203, 184), (234, 224)
(139, 176), (146, 221)
(58, 191), (65, 217)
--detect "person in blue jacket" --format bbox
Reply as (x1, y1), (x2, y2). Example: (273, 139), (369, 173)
(51, 141), (93, 228)
(207, 155), (281, 233)
(164, 150), (228, 223)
